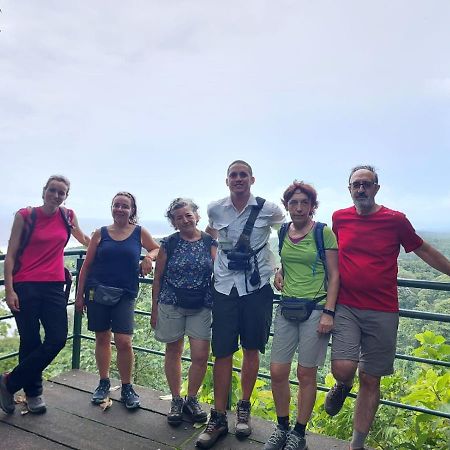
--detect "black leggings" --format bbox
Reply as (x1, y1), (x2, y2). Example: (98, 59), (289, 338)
(7, 282), (68, 397)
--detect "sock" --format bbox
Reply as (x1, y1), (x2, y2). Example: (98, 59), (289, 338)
(351, 429), (368, 449)
(277, 416), (290, 430)
(294, 422), (306, 437)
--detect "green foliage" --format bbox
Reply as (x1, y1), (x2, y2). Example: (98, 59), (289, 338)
(309, 332), (450, 450)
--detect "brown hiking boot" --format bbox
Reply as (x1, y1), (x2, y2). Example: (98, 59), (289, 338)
(235, 399), (252, 438)
(324, 383), (352, 416)
(196, 409), (228, 448)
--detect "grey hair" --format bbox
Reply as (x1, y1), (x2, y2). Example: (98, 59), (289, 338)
(348, 165), (378, 184)
(165, 197), (199, 226)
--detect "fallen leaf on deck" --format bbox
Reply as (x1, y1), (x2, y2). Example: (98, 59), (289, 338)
(99, 398), (113, 411)
(110, 385), (121, 392)
(159, 394), (172, 400)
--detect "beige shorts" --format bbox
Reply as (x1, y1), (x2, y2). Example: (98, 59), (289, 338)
(154, 303), (212, 343)
(270, 307), (330, 367)
(331, 304), (399, 377)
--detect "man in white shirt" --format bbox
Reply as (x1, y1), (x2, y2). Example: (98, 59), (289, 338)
(196, 160), (285, 449)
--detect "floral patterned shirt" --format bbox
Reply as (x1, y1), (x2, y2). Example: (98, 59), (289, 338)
(158, 235), (217, 307)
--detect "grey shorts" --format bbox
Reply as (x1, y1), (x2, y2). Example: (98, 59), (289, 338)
(154, 303), (212, 343)
(331, 304), (399, 377)
(271, 307), (330, 367)
(86, 295), (135, 335)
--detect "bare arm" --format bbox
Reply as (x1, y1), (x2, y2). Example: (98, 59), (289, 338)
(140, 227), (160, 276)
(75, 229), (101, 312)
(413, 241), (450, 276)
(151, 246), (167, 329)
(3, 213), (25, 312)
(70, 212), (91, 247)
(205, 225), (218, 240)
(318, 249), (339, 334)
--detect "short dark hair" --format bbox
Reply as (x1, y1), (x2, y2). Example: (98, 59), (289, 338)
(227, 160), (253, 176)
(112, 192), (138, 224)
(348, 165), (378, 184)
(281, 180), (319, 216)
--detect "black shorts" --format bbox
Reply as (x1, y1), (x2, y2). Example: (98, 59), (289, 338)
(85, 291), (136, 335)
(211, 283), (274, 358)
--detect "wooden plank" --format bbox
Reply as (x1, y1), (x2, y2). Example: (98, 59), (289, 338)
(51, 370), (353, 449)
(1, 392), (175, 449)
(0, 422), (69, 449)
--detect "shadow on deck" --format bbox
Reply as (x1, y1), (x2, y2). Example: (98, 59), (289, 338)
(1, 370), (351, 450)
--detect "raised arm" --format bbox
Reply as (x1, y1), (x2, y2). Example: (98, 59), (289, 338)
(205, 225), (218, 240)
(413, 241), (450, 276)
(70, 212), (91, 247)
(140, 227), (160, 276)
(75, 229), (101, 313)
(4, 213), (25, 312)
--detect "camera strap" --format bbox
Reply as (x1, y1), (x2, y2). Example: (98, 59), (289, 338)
(234, 196), (266, 251)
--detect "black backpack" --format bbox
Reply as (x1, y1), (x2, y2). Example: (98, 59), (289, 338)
(278, 221), (328, 289)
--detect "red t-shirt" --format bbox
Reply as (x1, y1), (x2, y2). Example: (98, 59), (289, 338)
(13, 207), (73, 283)
(332, 206), (423, 312)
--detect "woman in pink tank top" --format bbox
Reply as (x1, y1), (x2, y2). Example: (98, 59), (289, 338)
(1, 175), (90, 415)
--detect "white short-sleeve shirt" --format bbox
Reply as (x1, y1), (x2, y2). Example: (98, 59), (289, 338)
(207, 194), (285, 296)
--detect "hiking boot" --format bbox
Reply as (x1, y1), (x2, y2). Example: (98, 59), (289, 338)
(196, 408), (228, 448)
(183, 395), (207, 423)
(121, 384), (140, 409)
(263, 424), (290, 450)
(235, 399), (252, 439)
(168, 396), (184, 426)
(26, 395), (47, 414)
(324, 383), (352, 416)
(91, 378), (110, 404)
(0, 373), (15, 414)
(284, 430), (308, 450)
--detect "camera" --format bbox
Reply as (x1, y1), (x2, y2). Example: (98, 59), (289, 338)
(227, 251), (252, 271)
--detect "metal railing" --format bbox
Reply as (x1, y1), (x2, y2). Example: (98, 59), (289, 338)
(1, 250), (449, 420)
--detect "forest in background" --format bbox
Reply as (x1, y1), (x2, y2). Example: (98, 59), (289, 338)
(0, 232), (449, 449)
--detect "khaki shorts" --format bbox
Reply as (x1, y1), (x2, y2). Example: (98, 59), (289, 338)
(331, 304), (399, 377)
(271, 307), (330, 367)
(154, 303), (212, 343)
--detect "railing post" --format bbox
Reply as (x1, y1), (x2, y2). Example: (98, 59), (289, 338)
(71, 255), (84, 370)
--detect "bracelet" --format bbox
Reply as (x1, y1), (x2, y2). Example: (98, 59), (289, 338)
(322, 308), (335, 318)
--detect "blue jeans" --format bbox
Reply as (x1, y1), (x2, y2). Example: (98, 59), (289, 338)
(7, 282), (68, 396)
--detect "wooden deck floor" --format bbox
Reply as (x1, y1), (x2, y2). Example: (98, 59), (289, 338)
(1, 370), (351, 449)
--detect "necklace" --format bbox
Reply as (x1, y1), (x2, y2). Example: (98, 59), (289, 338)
(289, 221), (314, 240)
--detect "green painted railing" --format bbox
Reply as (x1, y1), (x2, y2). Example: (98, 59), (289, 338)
(1, 250), (449, 420)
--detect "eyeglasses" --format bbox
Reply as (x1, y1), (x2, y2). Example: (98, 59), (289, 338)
(349, 181), (377, 190)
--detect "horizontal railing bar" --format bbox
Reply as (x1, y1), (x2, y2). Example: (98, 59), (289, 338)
(0, 350), (19, 362)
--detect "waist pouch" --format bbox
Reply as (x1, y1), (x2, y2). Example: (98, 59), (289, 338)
(280, 295), (326, 322)
(171, 285), (208, 310)
(93, 284), (124, 306)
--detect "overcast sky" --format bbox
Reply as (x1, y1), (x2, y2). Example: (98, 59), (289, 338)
(1, 1), (449, 245)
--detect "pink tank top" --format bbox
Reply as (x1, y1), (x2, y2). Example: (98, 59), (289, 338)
(13, 207), (73, 283)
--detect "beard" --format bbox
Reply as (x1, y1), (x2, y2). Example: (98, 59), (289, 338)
(353, 195), (375, 211)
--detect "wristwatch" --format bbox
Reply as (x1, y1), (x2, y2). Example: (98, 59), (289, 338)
(322, 308), (335, 318)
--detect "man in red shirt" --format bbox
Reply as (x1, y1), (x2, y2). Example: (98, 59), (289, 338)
(325, 165), (450, 450)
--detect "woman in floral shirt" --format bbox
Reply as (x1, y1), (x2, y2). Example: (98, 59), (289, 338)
(151, 198), (217, 427)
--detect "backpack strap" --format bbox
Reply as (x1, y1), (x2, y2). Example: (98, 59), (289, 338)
(12, 207), (37, 275)
(278, 222), (290, 256)
(235, 197), (266, 251)
(59, 207), (73, 247)
(313, 222), (328, 290)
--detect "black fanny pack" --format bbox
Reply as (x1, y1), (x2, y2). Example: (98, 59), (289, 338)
(169, 282), (208, 310)
(280, 295), (326, 322)
(93, 284), (124, 306)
